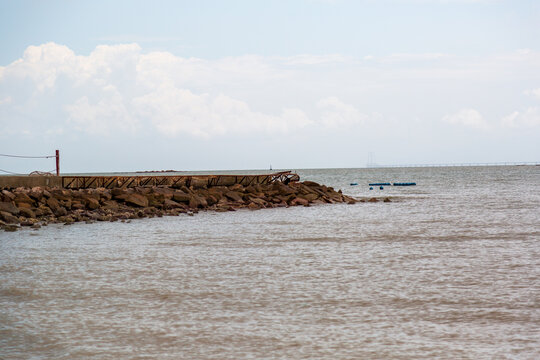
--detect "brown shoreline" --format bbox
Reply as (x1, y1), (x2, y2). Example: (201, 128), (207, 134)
(0, 179), (380, 232)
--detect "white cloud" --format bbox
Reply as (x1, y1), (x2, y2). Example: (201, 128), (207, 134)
(0, 96), (12, 105)
(442, 109), (489, 129)
(282, 54), (351, 66)
(132, 85), (311, 138)
(502, 108), (540, 128)
(524, 88), (540, 100)
(316, 97), (372, 128)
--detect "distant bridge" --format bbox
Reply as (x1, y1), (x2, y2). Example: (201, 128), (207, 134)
(365, 161), (539, 169)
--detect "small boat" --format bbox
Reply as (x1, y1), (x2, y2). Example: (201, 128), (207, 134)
(393, 182), (416, 186)
(369, 182), (391, 186)
(350, 182), (358, 186)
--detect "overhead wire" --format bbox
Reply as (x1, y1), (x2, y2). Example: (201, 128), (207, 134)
(0, 153), (55, 159)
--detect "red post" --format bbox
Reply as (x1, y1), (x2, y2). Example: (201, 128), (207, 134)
(55, 150), (60, 176)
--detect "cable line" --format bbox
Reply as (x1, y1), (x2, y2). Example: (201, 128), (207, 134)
(0, 168), (24, 175)
(0, 153), (55, 159)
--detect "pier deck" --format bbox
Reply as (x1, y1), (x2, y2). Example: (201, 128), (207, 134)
(0, 171), (299, 190)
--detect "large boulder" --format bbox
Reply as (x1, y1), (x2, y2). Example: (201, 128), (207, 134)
(14, 192), (34, 206)
(19, 208), (36, 219)
(0, 211), (19, 224)
(302, 181), (321, 187)
(189, 194), (207, 209)
(163, 199), (183, 209)
(46, 197), (61, 212)
(117, 193), (149, 207)
(224, 191), (243, 202)
(85, 198), (100, 210)
(1, 190), (15, 201)
(172, 191), (191, 203)
(0, 202), (20, 215)
(290, 197), (309, 206)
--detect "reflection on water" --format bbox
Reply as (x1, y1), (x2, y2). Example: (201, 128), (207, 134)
(1, 166), (539, 359)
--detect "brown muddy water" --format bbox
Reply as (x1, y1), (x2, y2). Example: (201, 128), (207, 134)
(1, 166), (539, 359)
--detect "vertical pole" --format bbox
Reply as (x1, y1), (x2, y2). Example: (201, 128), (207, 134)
(55, 150), (60, 176)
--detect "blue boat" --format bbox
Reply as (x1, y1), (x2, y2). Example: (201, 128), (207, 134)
(393, 182), (416, 186)
(369, 182), (391, 186)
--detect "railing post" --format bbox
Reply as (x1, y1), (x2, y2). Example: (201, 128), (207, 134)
(55, 150), (60, 176)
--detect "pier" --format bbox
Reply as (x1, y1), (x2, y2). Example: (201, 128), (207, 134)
(0, 171), (300, 190)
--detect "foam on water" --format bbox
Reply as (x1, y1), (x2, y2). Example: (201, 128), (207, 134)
(1, 166), (539, 359)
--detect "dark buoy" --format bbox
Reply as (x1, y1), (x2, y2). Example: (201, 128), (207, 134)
(379, 186), (384, 190)
(369, 187), (373, 190)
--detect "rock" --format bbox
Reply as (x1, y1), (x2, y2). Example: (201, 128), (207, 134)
(225, 191), (243, 202)
(2, 224), (19, 232)
(146, 194), (164, 207)
(117, 193), (149, 207)
(250, 197), (267, 207)
(229, 184), (244, 192)
(14, 192), (34, 206)
(54, 207), (68, 217)
(0, 202), (20, 215)
(31, 223), (41, 229)
(19, 208), (36, 218)
(247, 202), (260, 210)
(85, 198), (100, 210)
(299, 193), (319, 202)
(111, 188), (128, 199)
(273, 182), (294, 196)
(1, 190), (15, 201)
(302, 181), (321, 187)
(172, 191), (191, 203)
(368, 198), (378, 203)
(163, 199), (182, 209)
(46, 197), (61, 212)
(71, 201), (86, 210)
(0, 211), (20, 224)
(37, 205), (53, 216)
(383, 197), (391, 202)
(189, 194), (207, 209)
(152, 187), (174, 199)
(102, 200), (119, 210)
(290, 197), (309, 206)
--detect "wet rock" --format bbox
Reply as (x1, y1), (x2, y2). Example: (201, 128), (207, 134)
(54, 207), (68, 217)
(0, 211), (20, 224)
(299, 193), (319, 202)
(368, 198), (378, 203)
(290, 197), (309, 206)
(383, 197), (391, 202)
(247, 202), (260, 210)
(189, 194), (207, 209)
(2, 224), (19, 232)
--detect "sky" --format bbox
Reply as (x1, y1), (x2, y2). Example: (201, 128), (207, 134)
(1, 0), (539, 173)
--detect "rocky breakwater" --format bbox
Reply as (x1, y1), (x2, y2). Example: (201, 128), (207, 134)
(0, 180), (357, 232)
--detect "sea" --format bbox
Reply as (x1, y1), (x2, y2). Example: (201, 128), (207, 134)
(1, 166), (539, 359)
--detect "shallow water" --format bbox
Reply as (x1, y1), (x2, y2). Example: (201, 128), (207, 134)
(1, 166), (539, 359)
